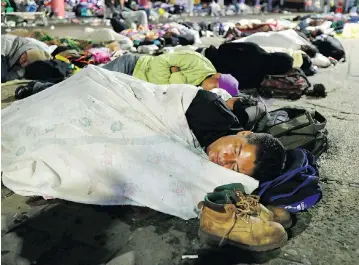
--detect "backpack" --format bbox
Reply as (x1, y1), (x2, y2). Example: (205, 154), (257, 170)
(254, 107), (328, 158)
(259, 68), (311, 100)
(257, 149), (322, 213)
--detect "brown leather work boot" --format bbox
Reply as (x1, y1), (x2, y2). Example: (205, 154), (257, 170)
(213, 184), (292, 229)
(198, 192), (288, 252)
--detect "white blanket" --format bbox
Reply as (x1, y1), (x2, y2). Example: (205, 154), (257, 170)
(233, 29), (312, 51)
(83, 28), (133, 49)
(1, 66), (258, 220)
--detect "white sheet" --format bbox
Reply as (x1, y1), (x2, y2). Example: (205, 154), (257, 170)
(233, 29), (312, 51)
(83, 28), (133, 49)
(1, 66), (258, 220)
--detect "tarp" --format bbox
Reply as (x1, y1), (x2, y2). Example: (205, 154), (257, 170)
(1, 65), (258, 220)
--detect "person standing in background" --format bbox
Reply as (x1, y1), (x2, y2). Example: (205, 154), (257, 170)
(138, 0), (151, 18)
(329, 0), (336, 12)
(2, 0), (17, 12)
(123, 0), (148, 28)
(186, 0), (193, 16)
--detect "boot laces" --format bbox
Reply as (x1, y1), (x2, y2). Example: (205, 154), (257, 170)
(235, 191), (261, 215)
(219, 200), (251, 247)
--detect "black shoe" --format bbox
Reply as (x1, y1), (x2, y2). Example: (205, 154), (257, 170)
(15, 82), (35, 100)
(305, 84), (327, 98)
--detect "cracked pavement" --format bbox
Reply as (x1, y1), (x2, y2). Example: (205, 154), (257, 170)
(1, 24), (359, 265)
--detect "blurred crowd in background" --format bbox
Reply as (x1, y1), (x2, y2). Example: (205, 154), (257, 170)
(1, 0), (358, 19)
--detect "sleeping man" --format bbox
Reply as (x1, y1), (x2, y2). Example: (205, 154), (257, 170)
(102, 50), (240, 96)
(186, 89), (285, 181)
(1, 65), (286, 220)
(1, 34), (52, 83)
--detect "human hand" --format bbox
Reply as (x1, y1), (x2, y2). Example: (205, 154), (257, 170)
(170, 66), (180, 73)
(226, 98), (240, 110)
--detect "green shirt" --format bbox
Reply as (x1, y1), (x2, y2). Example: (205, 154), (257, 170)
(133, 50), (217, 86)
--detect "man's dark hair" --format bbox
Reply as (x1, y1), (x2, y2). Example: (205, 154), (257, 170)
(245, 133), (286, 182)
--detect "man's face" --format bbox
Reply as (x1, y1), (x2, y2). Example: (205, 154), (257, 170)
(19, 52), (29, 67)
(206, 131), (257, 176)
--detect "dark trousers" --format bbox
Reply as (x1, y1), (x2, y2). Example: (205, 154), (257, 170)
(1, 55), (8, 83)
(102, 54), (140, 75)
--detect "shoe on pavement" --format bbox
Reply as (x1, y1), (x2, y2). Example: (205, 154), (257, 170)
(198, 191), (288, 252)
(213, 183), (292, 229)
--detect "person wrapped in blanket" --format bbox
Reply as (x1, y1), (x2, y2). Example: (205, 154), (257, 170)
(25, 81), (287, 207)
(186, 90), (286, 182)
(1, 34), (52, 83)
(102, 50), (240, 96)
(102, 50), (286, 182)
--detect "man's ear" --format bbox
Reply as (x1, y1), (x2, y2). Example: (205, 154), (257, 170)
(236, 131), (253, 137)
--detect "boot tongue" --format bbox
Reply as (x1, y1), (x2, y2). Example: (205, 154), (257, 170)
(213, 183), (246, 194)
(205, 190), (239, 205)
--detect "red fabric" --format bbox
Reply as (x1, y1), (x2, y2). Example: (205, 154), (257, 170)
(139, 0), (148, 6)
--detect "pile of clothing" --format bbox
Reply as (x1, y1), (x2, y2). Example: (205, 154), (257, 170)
(72, 0), (104, 18)
(118, 21), (202, 49)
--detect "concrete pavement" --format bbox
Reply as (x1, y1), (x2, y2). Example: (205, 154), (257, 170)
(1, 27), (359, 265)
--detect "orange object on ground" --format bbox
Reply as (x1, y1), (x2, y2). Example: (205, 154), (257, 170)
(51, 0), (65, 18)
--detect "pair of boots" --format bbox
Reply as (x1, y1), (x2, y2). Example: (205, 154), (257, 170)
(198, 183), (292, 252)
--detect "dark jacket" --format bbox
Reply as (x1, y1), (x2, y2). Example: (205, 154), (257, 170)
(185, 90), (246, 149)
(204, 42), (294, 89)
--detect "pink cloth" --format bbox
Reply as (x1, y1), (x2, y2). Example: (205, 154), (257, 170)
(89, 48), (111, 64)
(139, 0), (149, 7)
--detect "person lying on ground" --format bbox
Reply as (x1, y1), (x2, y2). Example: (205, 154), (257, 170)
(105, 0), (148, 29)
(186, 89), (286, 182)
(260, 46), (317, 76)
(102, 50), (240, 95)
(232, 29), (319, 58)
(1, 34), (51, 83)
(2, 66), (285, 215)
(196, 42), (293, 89)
